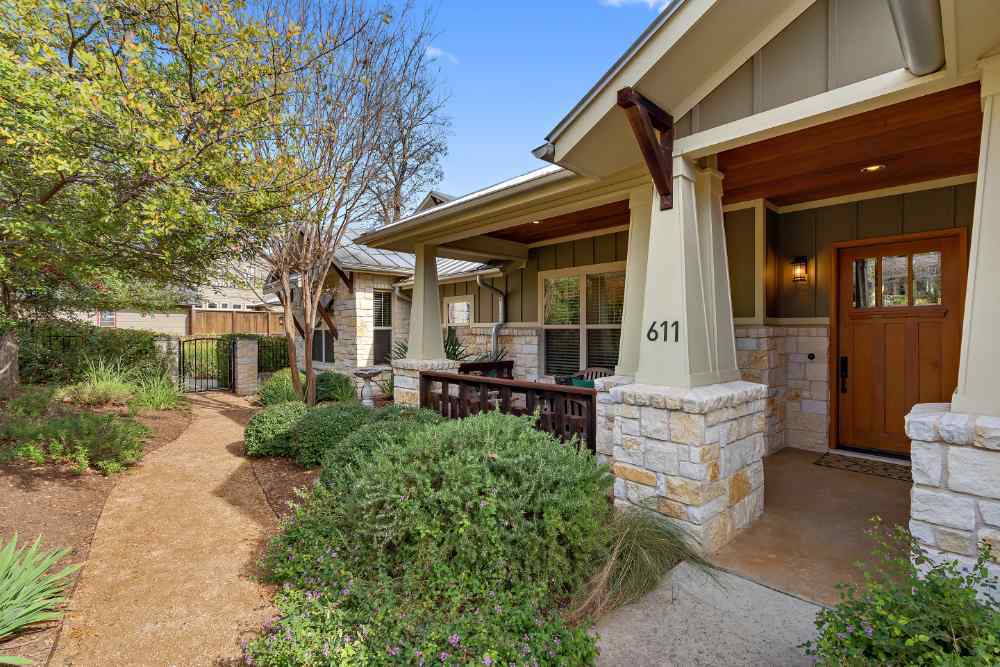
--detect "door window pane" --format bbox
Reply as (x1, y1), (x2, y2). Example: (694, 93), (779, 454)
(587, 271), (626, 325)
(913, 251), (942, 305)
(881, 255), (909, 306)
(543, 277), (580, 325)
(852, 258), (876, 308)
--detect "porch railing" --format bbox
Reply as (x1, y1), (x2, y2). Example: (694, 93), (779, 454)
(456, 360), (515, 378)
(418, 370), (597, 453)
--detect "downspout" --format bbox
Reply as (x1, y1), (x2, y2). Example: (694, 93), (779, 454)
(476, 275), (506, 357)
(393, 285), (411, 303)
(888, 0), (945, 76)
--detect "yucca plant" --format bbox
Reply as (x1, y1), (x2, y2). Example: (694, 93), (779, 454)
(59, 356), (138, 406)
(0, 535), (80, 665)
(567, 508), (712, 623)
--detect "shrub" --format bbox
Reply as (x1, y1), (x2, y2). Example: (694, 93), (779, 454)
(247, 411), (612, 665)
(0, 535), (80, 649)
(285, 402), (370, 467)
(315, 371), (356, 403)
(244, 401), (309, 458)
(15, 319), (165, 385)
(803, 520), (1000, 665)
(259, 368), (304, 406)
(317, 407), (444, 485)
(0, 412), (148, 474)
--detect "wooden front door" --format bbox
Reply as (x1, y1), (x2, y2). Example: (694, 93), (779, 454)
(836, 231), (966, 456)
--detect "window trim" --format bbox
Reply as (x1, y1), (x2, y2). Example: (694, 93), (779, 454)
(442, 295), (475, 326)
(96, 311), (116, 328)
(372, 289), (393, 365)
(537, 261), (626, 375)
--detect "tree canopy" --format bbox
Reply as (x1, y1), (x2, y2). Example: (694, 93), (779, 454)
(0, 0), (306, 316)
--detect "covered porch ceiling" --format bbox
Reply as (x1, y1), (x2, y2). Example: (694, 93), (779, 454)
(486, 200), (629, 245)
(719, 82), (982, 206)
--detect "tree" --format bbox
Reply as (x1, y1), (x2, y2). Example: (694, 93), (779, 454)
(0, 0), (310, 317)
(367, 16), (449, 224)
(256, 0), (448, 405)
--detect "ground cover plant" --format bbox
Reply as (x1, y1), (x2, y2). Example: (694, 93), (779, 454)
(803, 519), (1000, 665)
(260, 369), (307, 406)
(0, 535), (80, 666)
(245, 411), (642, 665)
(0, 386), (150, 475)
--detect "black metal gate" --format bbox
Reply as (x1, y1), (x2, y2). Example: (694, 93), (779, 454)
(178, 337), (234, 392)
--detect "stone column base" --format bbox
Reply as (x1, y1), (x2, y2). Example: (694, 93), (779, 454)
(391, 359), (461, 407)
(596, 377), (768, 554)
(233, 337), (259, 396)
(0, 332), (18, 400)
(906, 404), (1000, 580)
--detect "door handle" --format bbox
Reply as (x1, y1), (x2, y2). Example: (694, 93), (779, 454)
(839, 356), (848, 394)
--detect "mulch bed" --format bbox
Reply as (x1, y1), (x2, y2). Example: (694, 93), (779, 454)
(0, 402), (193, 665)
(250, 456), (320, 522)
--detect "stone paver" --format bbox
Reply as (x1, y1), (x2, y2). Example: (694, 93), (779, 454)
(50, 393), (277, 666)
(596, 563), (819, 666)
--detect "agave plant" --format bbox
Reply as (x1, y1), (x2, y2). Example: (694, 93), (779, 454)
(0, 534), (80, 664)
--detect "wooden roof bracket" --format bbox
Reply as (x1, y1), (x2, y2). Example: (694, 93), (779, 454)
(617, 87), (674, 210)
(332, 262), (354, 294)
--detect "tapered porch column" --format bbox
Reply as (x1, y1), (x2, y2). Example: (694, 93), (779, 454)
(634, 157), (739, 388)
(952, 55), (1000, 415)
(615, 183), (654, 376)
(407, 243), (445, 360)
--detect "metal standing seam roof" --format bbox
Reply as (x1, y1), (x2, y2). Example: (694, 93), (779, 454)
(338, 225), (485, 278)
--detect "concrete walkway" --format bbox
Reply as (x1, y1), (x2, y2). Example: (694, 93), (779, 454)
(596, 563), (820, 666)
(50, 393), (277, 666)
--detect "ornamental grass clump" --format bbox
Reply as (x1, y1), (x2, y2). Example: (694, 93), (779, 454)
(314, 371), (356, 403)
(0, 535), (80, 657)
(247, 411), (613, 665)
(803, 519), (1000, 665)
(243, 401), (309, 458)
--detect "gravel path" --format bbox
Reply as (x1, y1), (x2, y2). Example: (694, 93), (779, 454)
(50, 392), (277, 666)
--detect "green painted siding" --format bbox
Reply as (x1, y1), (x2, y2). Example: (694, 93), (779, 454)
(440, 231), (629, 323)
(766, 183), (975, 318)
(724, 208), (756, 318)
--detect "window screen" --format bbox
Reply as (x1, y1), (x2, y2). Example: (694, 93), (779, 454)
(587, 328), (621, 369)
(544, 329), (581, 376)
(373, 330), (391, 365)
(543, 277), (580, 325)
(373, 290), (392, 328)
(587, 271), (625, 325)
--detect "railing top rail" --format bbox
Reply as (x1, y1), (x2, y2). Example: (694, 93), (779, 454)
(420, 370), (597, 397)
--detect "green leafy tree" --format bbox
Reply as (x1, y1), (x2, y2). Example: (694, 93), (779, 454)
(0, 0), (309, 316)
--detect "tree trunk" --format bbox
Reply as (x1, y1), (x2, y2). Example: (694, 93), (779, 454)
(279, 271), (303, 400)
(301, 274), (317, 406)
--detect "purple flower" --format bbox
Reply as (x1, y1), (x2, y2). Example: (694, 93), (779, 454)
(322, 642), (331, 658)
(553, 638), (561, 646)
(494, 604), (502, 614)
(864, 624), (874, 638)
(846, 624), (855, 633)
(483, 657), (493, 666)
(448, 634), (461, 647)
(387, 646), (400, 656)
(439, 651), (450, 662)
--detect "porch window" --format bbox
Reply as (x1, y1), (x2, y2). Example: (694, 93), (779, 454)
(373, 290), (392, 365)
(444, 295), (474, 325)
(312, 325), (335, 364)
(540, 263), (626, 376)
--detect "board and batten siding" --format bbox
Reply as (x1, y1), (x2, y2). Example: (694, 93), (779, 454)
(673, 0), (903, 139)
(768, 184), (976, 318)
(439, 230), (629, 324)
(724, 208), (756, 319)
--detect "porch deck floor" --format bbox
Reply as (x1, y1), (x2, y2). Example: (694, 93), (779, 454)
(712, 447), (911, 607)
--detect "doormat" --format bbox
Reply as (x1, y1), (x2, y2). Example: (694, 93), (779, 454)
(814, 453), (911, 482)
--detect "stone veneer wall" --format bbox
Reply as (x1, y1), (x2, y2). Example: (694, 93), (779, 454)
(452, 325), (540, 380)
(233, 337), (259, 396)
(596, 376), (768, 553)
(906, 404), (1000, 576)
(392, 358), (460, 407)
(734, 327), (786, 455)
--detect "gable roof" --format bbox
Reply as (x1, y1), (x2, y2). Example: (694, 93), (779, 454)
(415, 190), (456, 213)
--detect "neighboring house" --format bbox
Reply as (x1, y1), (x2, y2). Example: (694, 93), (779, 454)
(355, 0), (1000, 570)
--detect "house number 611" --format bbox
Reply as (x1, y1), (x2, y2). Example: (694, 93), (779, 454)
(647, 320), (680, 342)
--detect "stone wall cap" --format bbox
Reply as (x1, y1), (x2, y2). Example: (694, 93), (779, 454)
(611, 380), (766, 413)
(594, 375), (634, 392)
(391, 358), (461, 371)
(906, 403), (1000, 448)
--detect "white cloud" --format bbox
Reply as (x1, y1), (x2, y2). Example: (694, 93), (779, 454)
(600, 0), (671, 9)
(425, 46), (459, 65)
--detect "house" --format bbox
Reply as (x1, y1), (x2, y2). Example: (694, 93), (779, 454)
(356, 0), (1000, 574)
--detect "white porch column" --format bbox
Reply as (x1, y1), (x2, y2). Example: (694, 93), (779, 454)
(407, 243), (445, 360)
(615, 183), (654, 376)
(953, 56), (1000, 415)
(634, 157), (739, 388)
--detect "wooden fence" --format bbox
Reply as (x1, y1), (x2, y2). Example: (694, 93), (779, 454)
(190, 310), (284, 335)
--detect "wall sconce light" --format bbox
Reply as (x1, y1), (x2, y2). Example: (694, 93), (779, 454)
(792, 256), (808, 283)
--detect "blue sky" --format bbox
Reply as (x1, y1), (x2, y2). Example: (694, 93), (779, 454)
(411, 0), (665, 198)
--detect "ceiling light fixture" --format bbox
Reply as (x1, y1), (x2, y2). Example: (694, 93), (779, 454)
(531, 220), (541, 225)
(860, 164), (886, 174)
